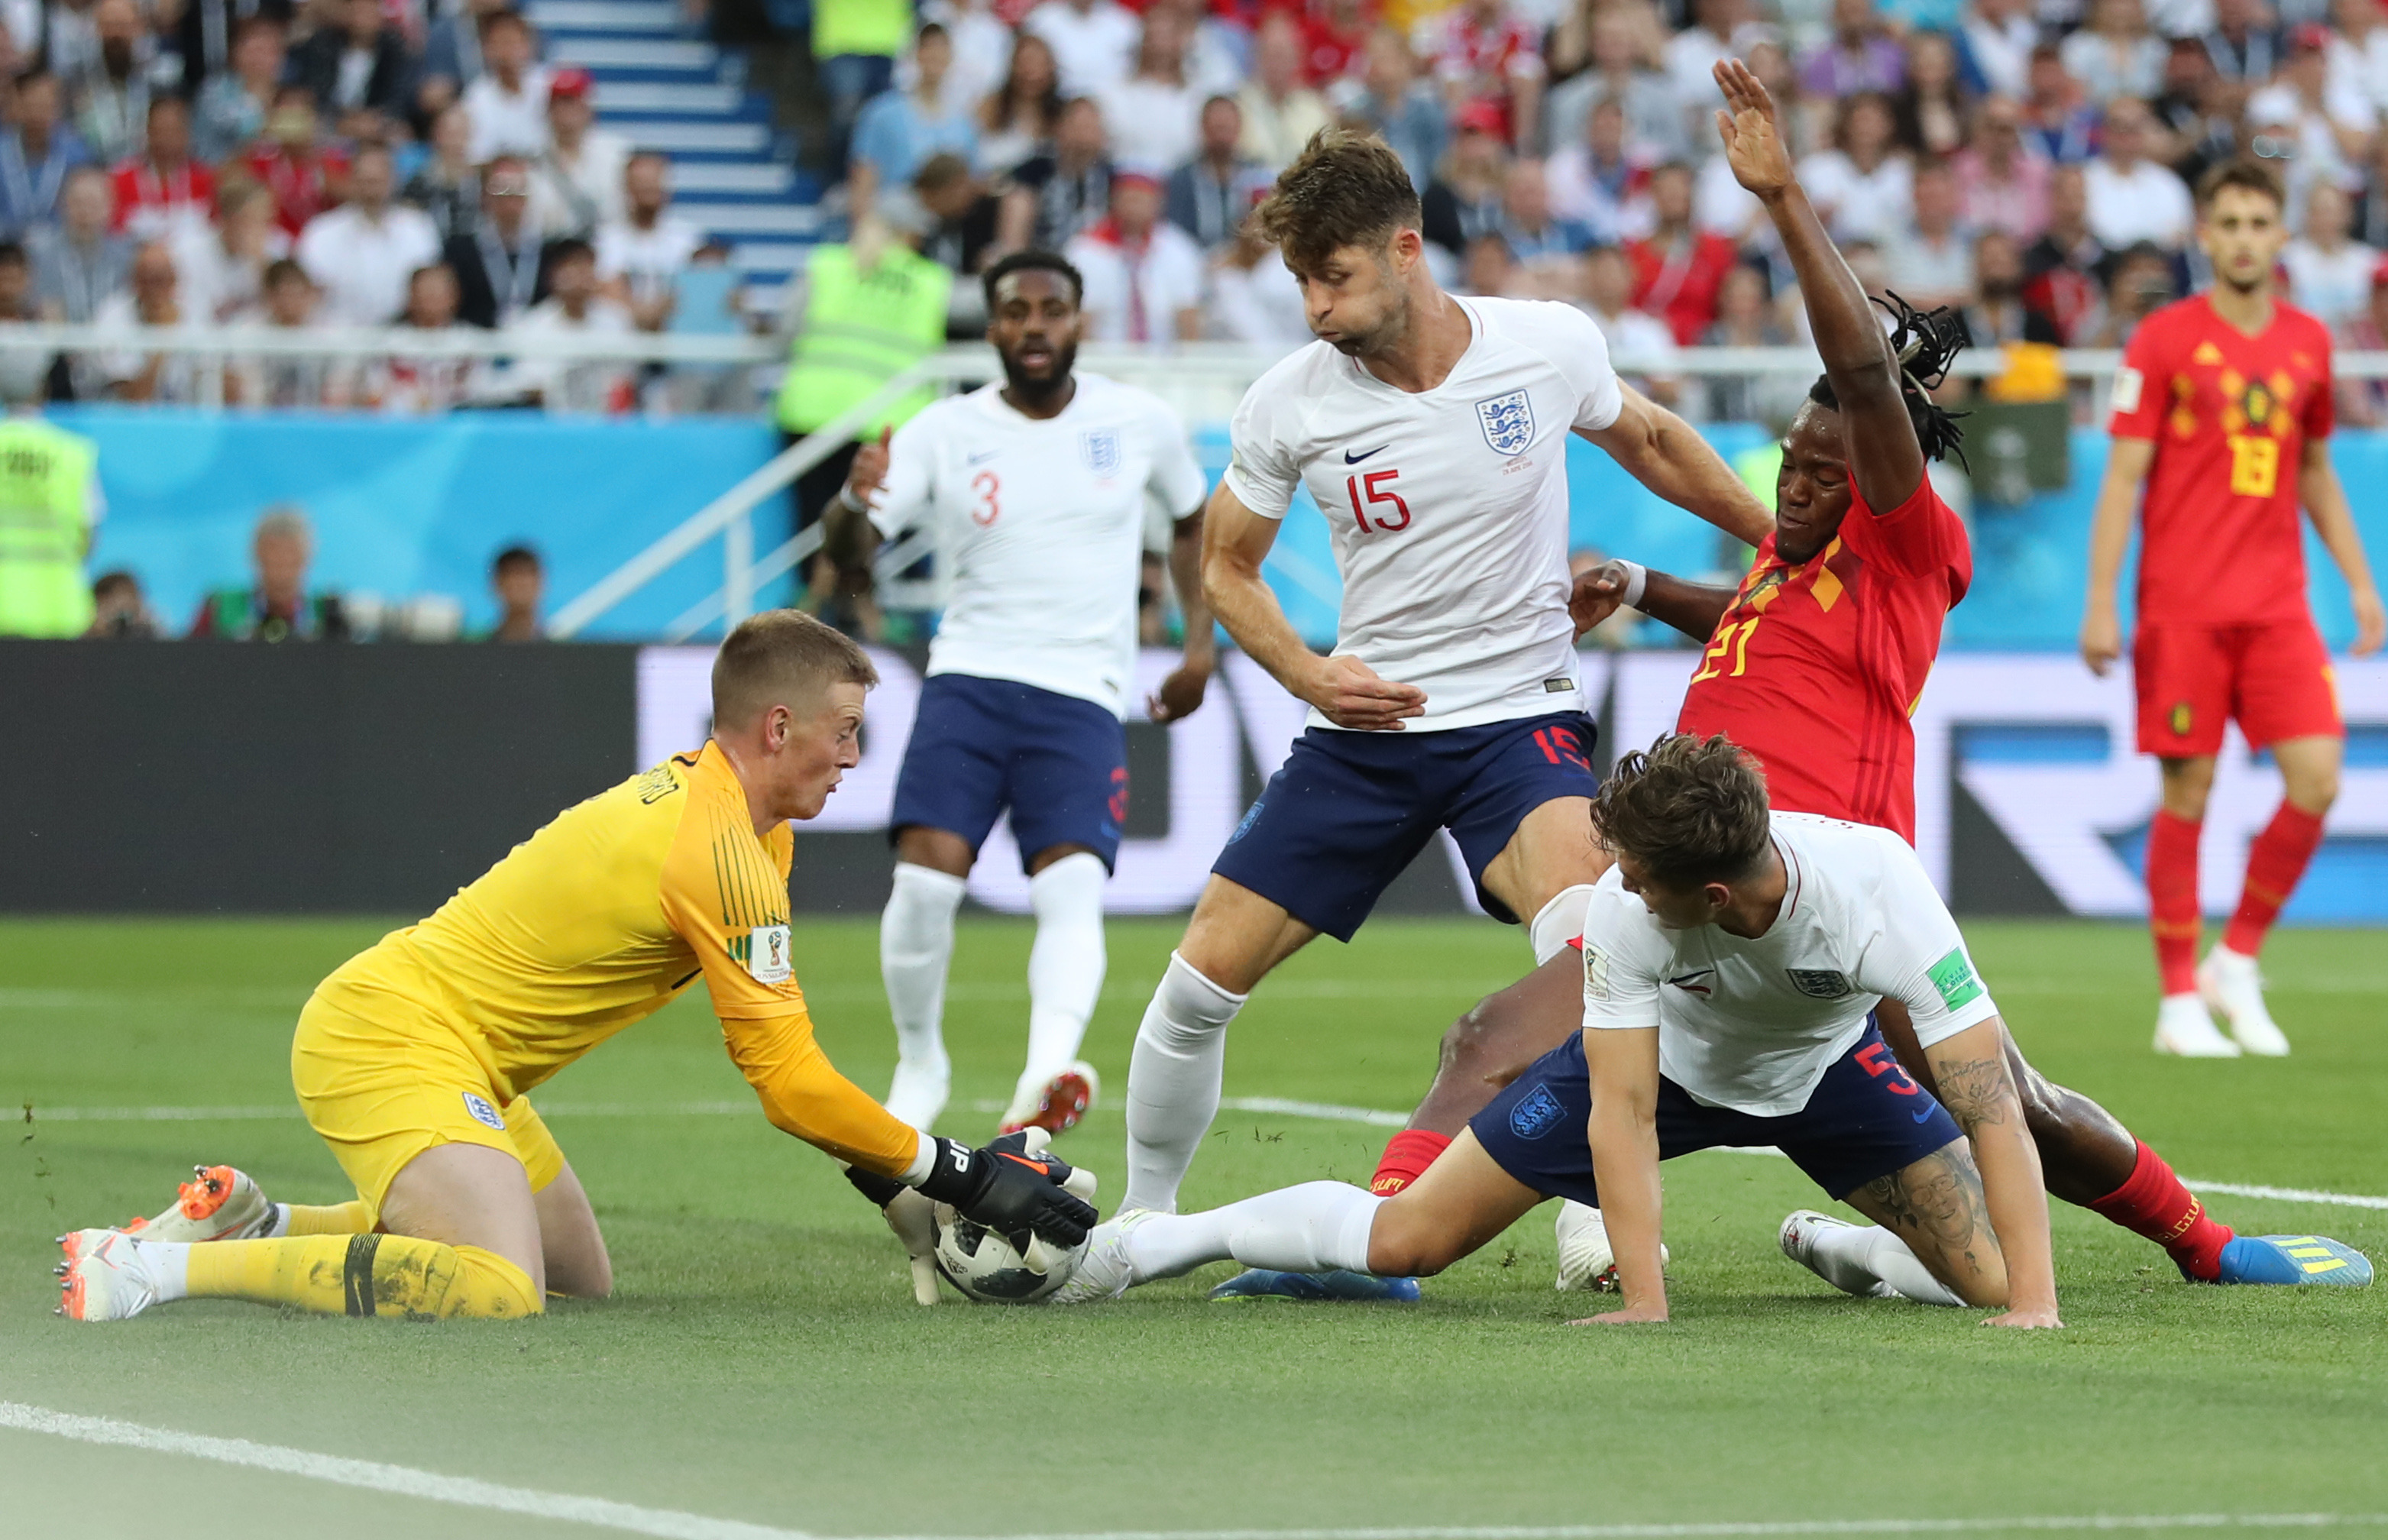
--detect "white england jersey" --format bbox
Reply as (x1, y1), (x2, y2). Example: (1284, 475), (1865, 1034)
(870, 372), (1208, 720)
(1221, 296), (1624, 733)
(1578, 814), (2001, 1117)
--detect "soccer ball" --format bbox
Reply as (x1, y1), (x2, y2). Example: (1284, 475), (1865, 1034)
(930, 1205), (1088, 1303)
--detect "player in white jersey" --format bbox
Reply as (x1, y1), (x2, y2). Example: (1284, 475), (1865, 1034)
(1117, 129), (1772, 1225)
(838, 251), (1214, 1135)
(1060, 735), (2063, 1328)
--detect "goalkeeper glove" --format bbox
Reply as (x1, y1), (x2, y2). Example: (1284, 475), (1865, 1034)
(844, 1128), (1099, 1299)
(914, 1133), (1097, 1249)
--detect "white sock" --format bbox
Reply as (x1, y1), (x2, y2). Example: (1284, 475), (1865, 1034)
(882, 862), (966, 1080)
(1809, 1222), (1966, 1307)
(1529, 884), (1597, 966)
(1121, 951), (1247, 1215)
(1125, 1182), (1383, 1283)
(1014, 852), (1108, 1108)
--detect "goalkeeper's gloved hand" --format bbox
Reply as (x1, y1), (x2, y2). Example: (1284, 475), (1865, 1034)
(914, 1133), (1098, 1250)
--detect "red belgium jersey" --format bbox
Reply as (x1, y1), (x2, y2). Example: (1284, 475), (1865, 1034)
(1673, 475), (1972, 843)
(2107, 294), (2332, 625)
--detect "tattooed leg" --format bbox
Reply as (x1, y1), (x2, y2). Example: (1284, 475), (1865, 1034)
(1841, 1139), (2010, 1308)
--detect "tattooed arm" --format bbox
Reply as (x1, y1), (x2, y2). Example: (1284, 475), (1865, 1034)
(1924, 1017), (2061, 1329)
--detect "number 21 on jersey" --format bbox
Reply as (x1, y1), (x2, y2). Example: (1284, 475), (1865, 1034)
(1345, 469), (1410, 533)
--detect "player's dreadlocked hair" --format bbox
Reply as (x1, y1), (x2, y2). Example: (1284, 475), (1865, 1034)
(1807, 291), (1972, 468)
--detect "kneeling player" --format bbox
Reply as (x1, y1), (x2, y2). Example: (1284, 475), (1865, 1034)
(55, 611), (1095, 1322)
(1060, 736), (2063, 1327)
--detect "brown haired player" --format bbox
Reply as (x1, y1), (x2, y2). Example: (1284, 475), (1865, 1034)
(1058, 734), (2066, 1327)
(55, 610), (1096, 1322)
(2083, 157), (2384, 1059)
(1215, 63), (2370, 1302)
(1113, 129), (1772, 1256)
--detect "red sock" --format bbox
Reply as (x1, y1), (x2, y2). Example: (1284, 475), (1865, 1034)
(2222, 803), (2325, 957)
(2089, 1140), (2234, 1281)
(2146, 810), (2203, 996)
(1370, 1129), (1452, 1196)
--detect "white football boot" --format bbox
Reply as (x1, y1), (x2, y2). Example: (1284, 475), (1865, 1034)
(1049, 1211), (1154, 1305)
(884, 1056), (952, 1131)
(2153, 992), (2242, 1057)
(1778, 1210), (1895, 1298)
(2198, 947), (2289, 1056)
(55, 1228), (177, 1321)
(126, 1164), (277, 1242)
(1554, 1200), (1668, 1291)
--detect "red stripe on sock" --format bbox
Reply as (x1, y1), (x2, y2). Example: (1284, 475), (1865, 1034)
(2222, 803), (2325, 958)
(2146, 810), (2203, 997)
(1370, 1129), (1453, 1196)
(2089, 1140), (2234, 1281)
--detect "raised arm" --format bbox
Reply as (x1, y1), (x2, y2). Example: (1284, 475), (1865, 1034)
(1713, 58), (1922, 514)
(1582, 383), (1774, 548)
(1201, 478), (1426, 730)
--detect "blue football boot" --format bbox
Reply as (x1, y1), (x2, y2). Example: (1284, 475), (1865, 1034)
(2205, 1234), (2373, 1286)
(1209, 1268), (1422, 1302)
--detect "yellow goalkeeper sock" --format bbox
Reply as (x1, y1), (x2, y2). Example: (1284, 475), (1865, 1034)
(181, 1235), (542, 1319)
(280, 1200), (374, 1236)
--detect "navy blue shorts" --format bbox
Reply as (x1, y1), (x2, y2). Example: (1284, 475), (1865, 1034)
(1210, 711), (1598, 940)
(1471, 1018), (1966, 1204)
(888, 673), (1129, 874)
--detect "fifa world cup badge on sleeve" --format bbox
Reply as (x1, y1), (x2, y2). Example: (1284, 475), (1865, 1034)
(1583, 943), (1610, 1003)
(747, 924), (794, 985)
(2110, 365), (2143, 415)
(1927, 948), (1984, 1011)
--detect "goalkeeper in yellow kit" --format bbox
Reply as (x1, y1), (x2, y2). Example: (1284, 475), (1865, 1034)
(56, 611), (1096, 1322)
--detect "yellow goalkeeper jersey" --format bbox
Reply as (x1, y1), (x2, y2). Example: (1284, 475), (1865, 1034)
(312, 739), (919, 1176)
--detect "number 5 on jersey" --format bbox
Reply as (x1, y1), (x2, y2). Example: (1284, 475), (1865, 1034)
(1345, 468), (1411, 533)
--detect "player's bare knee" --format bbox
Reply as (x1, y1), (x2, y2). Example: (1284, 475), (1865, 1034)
(1364, 1204), (1458, 1278)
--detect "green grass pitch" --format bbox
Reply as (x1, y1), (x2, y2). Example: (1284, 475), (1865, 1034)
(3, 914), (2384, 1538)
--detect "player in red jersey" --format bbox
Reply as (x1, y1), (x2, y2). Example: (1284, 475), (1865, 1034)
(2082, 157), (2385, 1059)
(1218, 63), (2359, 1301)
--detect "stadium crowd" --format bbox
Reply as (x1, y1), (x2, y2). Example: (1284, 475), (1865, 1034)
(0, 0), (721, 412)
(813, 0), (2388, 419)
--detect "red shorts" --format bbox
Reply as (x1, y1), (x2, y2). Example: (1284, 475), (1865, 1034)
(2133, 619), (2343, 757)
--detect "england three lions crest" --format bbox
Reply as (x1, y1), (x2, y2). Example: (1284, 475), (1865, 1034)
(1475, 389), (1534, 455)
(1079, 428), (1121, 476)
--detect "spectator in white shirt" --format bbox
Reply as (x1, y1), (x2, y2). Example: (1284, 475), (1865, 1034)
(1237, 13), (1332, 170)
(1577, 242), (1679, 407)
(1797, 92), (1914, 244)
(2060, 0), (2166, 104)
(1207, 224), (1309, 348)
(96, 241), (203, 403)
(529, 66), (629, 239)
(1666, 0), (1771, 119)
(1962, 0), (2040, 100)
(1881, 159), (1976, 311)
(1102, 8), (1204, 173)
(461, 11), (553, 164)
(296, 144), (444, 325)
(2284, 180), (2379, 330)
(2247, 24), (2377, 189)
(228, 258), (333, 409)
(1065, 169), (1205, 344)
(361, 263), (477, 414)
(490, 237), (635, 413)
(2081, 97), (2192, 249)
(1024, 0), (1141, 99)
(595, 151), (704, 332)
(172, 176), (288, 325)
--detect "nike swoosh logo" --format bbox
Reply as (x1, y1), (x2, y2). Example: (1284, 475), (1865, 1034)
(1344, 445), (1388, 464)
(968, 451), (998, 464)
(1912, 1107), (1939, 1124)
(1666, 971), (1713, 986)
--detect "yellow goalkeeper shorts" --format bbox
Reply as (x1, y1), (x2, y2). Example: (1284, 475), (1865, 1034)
(290, 989), (566, 1220)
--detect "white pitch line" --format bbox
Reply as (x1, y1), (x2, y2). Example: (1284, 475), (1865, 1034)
(21, 1099), (2388, 1211)
(3, 1401), (2384, 1540)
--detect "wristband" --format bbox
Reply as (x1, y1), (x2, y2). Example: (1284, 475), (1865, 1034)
(836, 481), (871, 516)
(1616, 560), (1648, 610)
(911, 1136), (982, 1208)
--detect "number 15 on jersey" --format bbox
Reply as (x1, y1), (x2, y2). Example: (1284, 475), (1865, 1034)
(1346, 469), (1411, 533)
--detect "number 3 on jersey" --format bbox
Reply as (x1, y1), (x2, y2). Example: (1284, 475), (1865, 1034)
(969, 470), (1000, 526)
(1345, 468), (1411, 533)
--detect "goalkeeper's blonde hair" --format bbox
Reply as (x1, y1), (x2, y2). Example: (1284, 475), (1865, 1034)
(712, 610), (878, 729)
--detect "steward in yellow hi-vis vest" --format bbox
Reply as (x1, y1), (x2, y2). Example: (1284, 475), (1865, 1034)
(775, 241), (952, 438)
(56, 613), (1096, 1324)
(0, 413), (100, 638)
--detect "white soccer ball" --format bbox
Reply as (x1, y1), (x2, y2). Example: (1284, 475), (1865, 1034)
(930, 1205), (1088, 1303)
